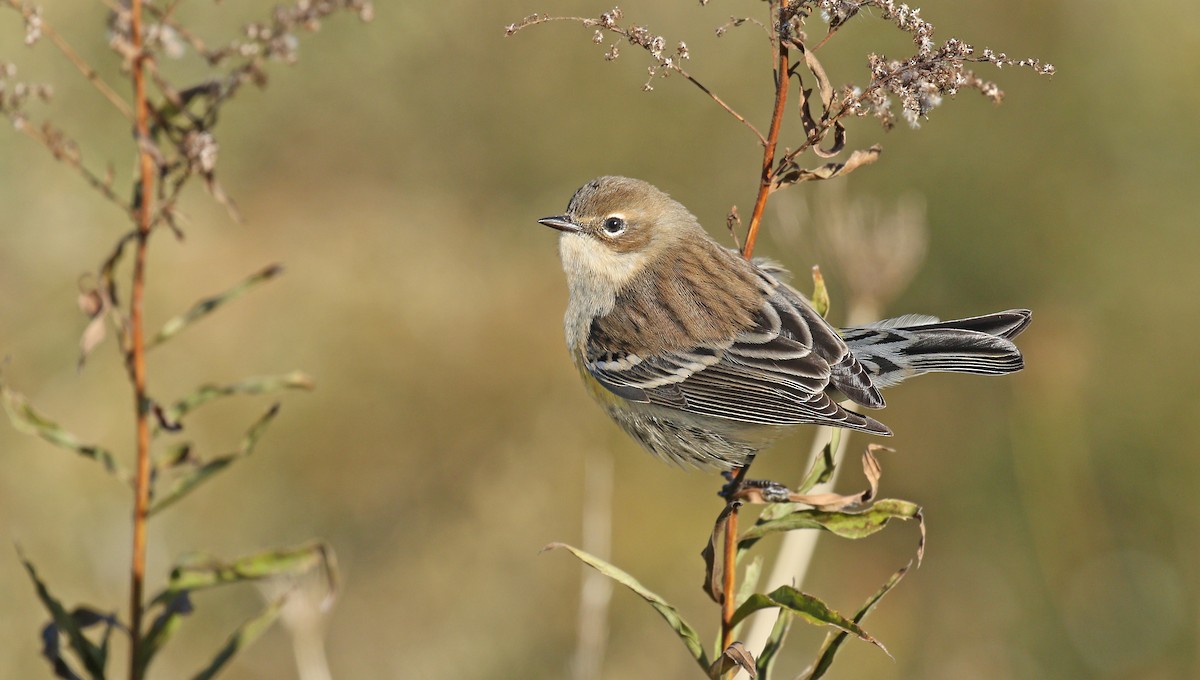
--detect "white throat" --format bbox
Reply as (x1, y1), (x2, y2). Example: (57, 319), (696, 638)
(558, 233), (645, 351)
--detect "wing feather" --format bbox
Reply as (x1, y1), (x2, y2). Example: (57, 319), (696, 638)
(586, 281), (890, 434)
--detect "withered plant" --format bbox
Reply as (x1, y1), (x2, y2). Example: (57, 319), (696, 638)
(1, 1), (372, 678)
(508, 2), (1052, 678)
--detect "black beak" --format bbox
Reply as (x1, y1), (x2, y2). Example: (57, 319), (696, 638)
(537, 215), (583, 233)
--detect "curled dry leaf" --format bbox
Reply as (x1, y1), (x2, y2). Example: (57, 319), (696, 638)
(708, 641), (756, 679)
(702, 500), (741, 604)
(773, 145), (883, 189)
(734, 445), (890, 511)
(76, 278), (112, 370)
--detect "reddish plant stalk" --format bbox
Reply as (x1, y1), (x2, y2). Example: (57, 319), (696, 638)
(741, 29), (790, 261)
(128, 0), (154, 676)
(721, 8), (792, 659)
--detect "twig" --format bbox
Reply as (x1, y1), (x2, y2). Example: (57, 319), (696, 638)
(676, 64), (766, 146)
(4, 0), (133, 119)
(10, 120), (134, 218)
(128, 0), (155, 676)
(506, 13), (765, 145)
(719, 463), (752, 655)
(720, 3), (791, 664)
(740, 7), (790, 260)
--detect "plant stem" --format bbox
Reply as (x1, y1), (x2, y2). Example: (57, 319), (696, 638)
(129, 0), (154, 676)
(721, 4), (792, 664)
(741, 12), (790, 261)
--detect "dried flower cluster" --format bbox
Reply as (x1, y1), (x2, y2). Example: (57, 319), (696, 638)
(508, 7), (694, 90)
(509, 2), (1052, 135)
(0, 61), (53, 119)
(2, 0), (374, 232)
(811, 1), (1055, 129)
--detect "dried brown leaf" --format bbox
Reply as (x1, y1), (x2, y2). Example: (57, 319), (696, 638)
(708, 641), (756, 679)
(701, 501), (740, 604)
(774, 145), (882, 188)
(76, 280), (112, 370)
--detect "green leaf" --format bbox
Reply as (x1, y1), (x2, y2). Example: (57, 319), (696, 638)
(756, 610), (792, 680)
(729, 586), (887, 655)
(734, 556), (764, 620)
(20, 552), (108, 679)
(136, 592), (193, 676)
(148, 264), (284, 349)
(149, 403), (281, 516)
(2, 383), (130, 483)
(545, 543), (710, 672)
(190, 595), (286, 680)
(152, 542), (334, 607)
(740, 498), (922, 552)
(156, 371), (314, 433)
(805, 562), (911, 679)
(800, 429), (840, 494)
(141, 543), (333, 674)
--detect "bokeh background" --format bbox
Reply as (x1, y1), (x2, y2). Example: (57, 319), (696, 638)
(1, 1), (1197, 678)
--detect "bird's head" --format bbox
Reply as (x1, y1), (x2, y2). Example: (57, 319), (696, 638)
(538, 176), (703, 295)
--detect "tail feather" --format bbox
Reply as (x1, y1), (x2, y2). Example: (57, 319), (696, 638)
(842, 309), (1030, 389)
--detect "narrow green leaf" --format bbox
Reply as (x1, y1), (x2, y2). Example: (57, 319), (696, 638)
(148, 264), (284, 349)
(190, 595), (286, 680)
(149, 403), (281, 516)
(735, 556), (764, 619)
(740, 498), (921, 552)
(801, 429), (841, 494)
(2, 384), (130, 483)
(152, 542), (333, 607)
(136, 592), (193, 675)
(545, 543), (710, 671)
(730, 586), (886, 655)
(756, 610), (792, 680)
(805, 562), (911, 679)
(20, 553), (107, 679)
(156, 371), (313, 433)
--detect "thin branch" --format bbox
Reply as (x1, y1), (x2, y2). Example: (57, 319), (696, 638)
(10, 119), (135, 218)
(720, 3), (790, 665)
(3, 0), (133, 119)
(740, 8), (790, 260)
(506, 12), (765, 145)
(128, 0), (155, 676)
(719, 463), (753, 657)
(676, 65), (766, 146)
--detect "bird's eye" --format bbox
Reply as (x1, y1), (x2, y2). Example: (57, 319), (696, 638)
(602, 216), (626, 235)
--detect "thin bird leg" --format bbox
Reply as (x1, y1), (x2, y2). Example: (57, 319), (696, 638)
(719, 466), (757, 501)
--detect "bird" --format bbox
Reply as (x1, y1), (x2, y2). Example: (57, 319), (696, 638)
(538, 176), (1030, 469)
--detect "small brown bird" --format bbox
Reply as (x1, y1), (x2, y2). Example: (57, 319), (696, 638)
(539, 176), (1029, 469)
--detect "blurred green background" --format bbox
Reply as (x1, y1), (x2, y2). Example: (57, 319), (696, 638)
(1, 1), (1197, 678)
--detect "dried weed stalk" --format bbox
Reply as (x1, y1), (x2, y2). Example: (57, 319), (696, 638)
(1, 2), (370, 678)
